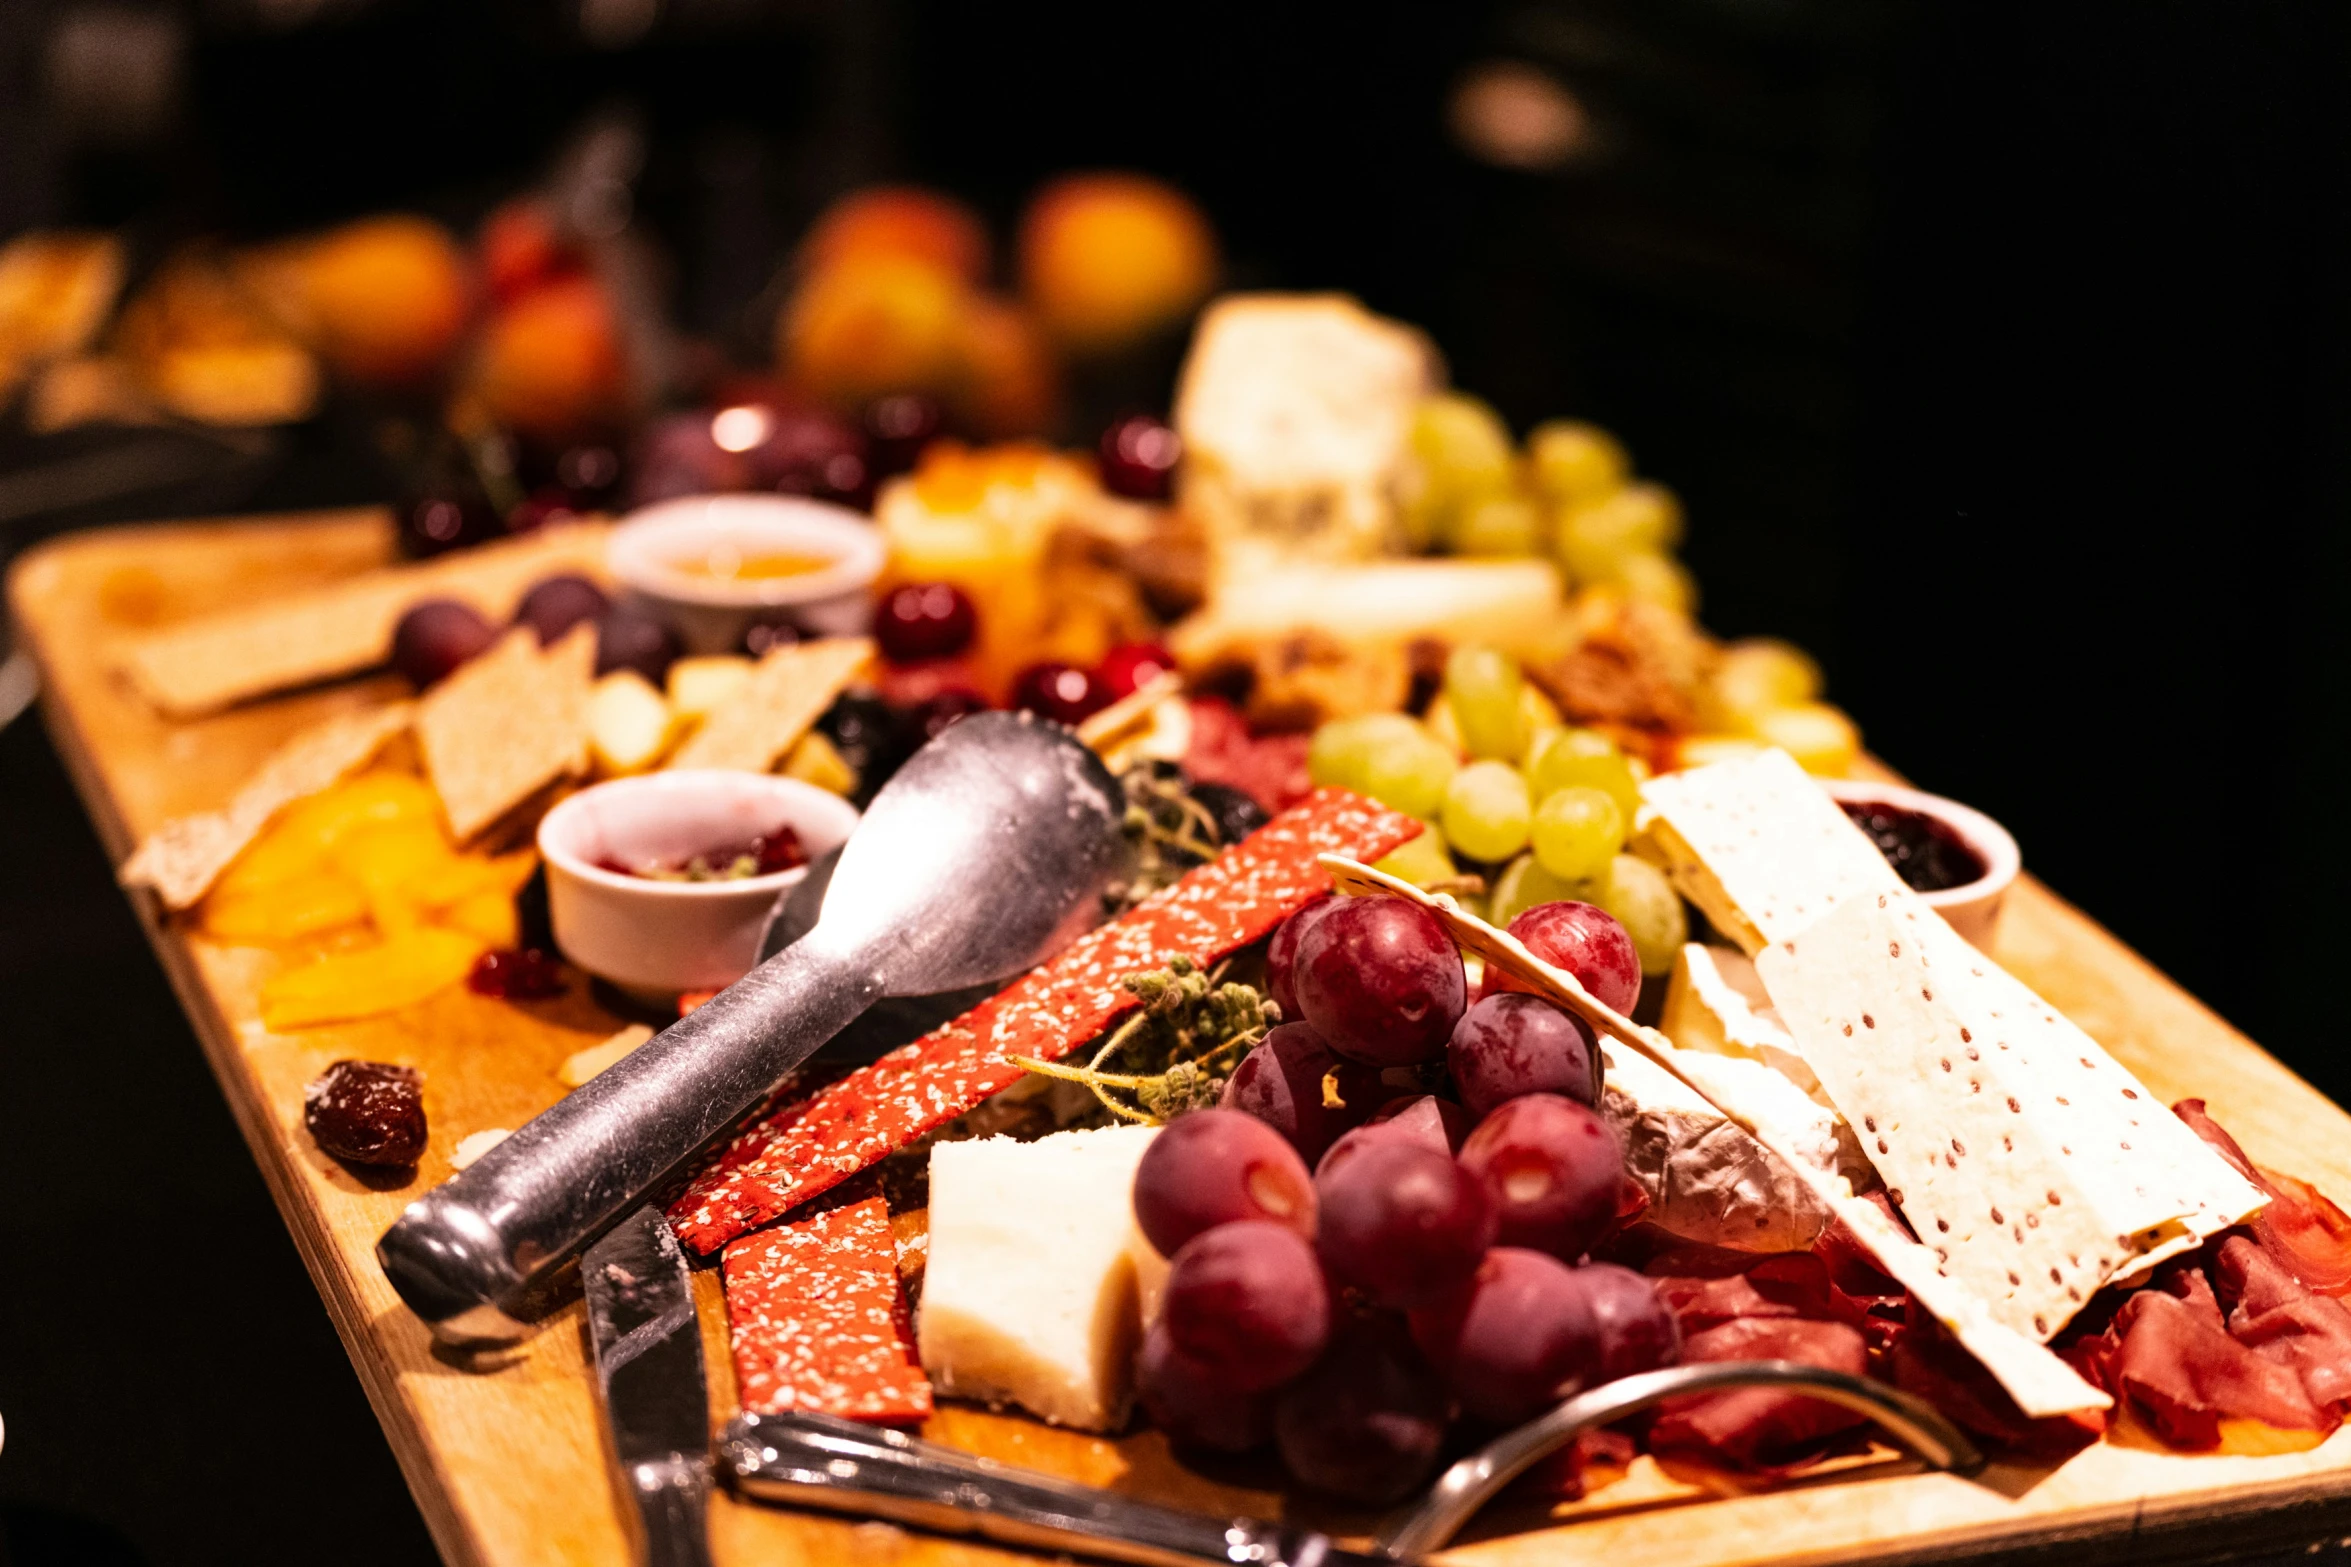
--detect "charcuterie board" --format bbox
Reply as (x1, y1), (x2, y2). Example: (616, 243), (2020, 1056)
(16, 507), (2351, 1567)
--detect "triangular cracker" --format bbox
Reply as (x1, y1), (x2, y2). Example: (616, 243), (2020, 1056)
(665, 637), (873, 774)
(417, 626), (593, 841)
(119, 701), (414, 910)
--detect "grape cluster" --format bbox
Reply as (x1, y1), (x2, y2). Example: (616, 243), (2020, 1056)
(1130, 893), (1680, 1504)
(1306, 645), (1688, 977)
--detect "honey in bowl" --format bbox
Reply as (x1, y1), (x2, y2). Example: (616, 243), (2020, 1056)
(666, 544), (838, 583)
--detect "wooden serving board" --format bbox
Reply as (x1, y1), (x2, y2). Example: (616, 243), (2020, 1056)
(16, 509), (2351, 1567)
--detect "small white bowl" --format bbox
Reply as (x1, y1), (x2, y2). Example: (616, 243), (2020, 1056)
(1820, 777), (2021, 950)
(538, 771), (860, 999)
(609, 494), (885, 654)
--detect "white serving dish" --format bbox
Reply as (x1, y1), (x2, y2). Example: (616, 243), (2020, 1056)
(1819, 776), (2020, 949)
(608, 493), (885, 654)
(537, 770), (859, 999)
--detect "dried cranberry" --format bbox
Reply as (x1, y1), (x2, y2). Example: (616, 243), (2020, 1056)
(468, 948), (568, 999)
(1012, 662), (1111, 726)
(875, 582), (978, 664)
(1098, 414), (1182, 501)
(304, 1060), (426, 1169)
(1096, 641), (1176, 699)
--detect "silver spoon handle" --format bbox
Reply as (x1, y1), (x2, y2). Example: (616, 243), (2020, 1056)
(378, 939), (879, 1343)
(1377, 1359), (1985, 1561)
(721, 1412), (1387, 1567)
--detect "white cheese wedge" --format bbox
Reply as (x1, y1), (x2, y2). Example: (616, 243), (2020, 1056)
(1637, 749), (1906, 955)
(1174, 293), (1438, 563)
(1758, 886), (2267, 1341)
(1660, 942), (1821, 1097)
(1602, 1039), (1840, 1252)
(918, 1124), (1160, 1431)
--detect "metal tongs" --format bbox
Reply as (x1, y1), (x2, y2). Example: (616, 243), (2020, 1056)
(721, 1361), (1983, 1566)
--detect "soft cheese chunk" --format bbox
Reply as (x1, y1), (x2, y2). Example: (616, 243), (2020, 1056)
(1758, 886), (2266, 1340)
(918, 1124), (1159, 1431)
(1660, 941), (1822, 1096)
(1175, 293), (1438, 563)
(1637, 749), (1905, 955)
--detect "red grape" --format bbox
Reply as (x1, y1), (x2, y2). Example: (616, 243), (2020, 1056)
(875, 582), (978, 664)
(1315, 1136), (1494, 1309)
(908, 688), (989, 741)
(754, 406), (872, 509)
(1096, 641), (1177, 699)
(1011, 661), (1111, 725)
(1314, 1095), (1472, 1180)
(1132, 1109), (1316, 1257)
(1409, 1247), (1602, 1425)
(1265, 894), (1335, 1022)
(1098, 414), (1182, 501)
(1221, 1022), (1382, 1164)
(1293, 897), (1466, 1067)
(1457, 1094), (1624, 1261)
(594, 606), (682, 684)
(506, 486), (585, 533)
(391, 600), (497, 688)
(1447, 993), (1600, 1116)
(1273, 1315), (1449, 1505)
(1135, 1322), (1275, 1453)
(1577, 1262), (1680, 1382)
(1161, 1221), (1330, 1392)
(399, 491), (501, 557)
(514, 574), (610, 646)
(1488, 902), (1641, 1015)
(863, 392), (945, 479)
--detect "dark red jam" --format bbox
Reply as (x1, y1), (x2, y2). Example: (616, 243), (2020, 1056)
(594, 824), (808, 882)
(1839, 800), (1986, 893)
(467, 947), (568, 999)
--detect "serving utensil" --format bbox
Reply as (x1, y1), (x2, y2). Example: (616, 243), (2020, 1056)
(379, 712), (1130, 1344)
(721, 1361), (1983, 1566)
(584, 1207), (714, 1567)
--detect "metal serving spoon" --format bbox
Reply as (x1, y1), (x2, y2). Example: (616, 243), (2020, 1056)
(378, 711), (1131, 1344)
(721, 1361), (1983, 1567)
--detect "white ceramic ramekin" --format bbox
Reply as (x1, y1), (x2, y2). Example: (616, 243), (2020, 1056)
(537, 771), (860, 998)
(1820, 777), (2021, 950)
(608, 494), (885, 654)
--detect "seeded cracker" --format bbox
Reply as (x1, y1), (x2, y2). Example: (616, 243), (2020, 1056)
(119, 702), (415, 910)
(1320, 855), (2111, 1419)
(117, 523), (609, 718)
(1759, 886), (2267, 1340)
(665, 638), (874, 774)
(416, 625), (593, 841)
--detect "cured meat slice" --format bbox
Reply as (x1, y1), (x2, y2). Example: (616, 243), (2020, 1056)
(2092, 1268), (2328, 1450)
(1648, 1316), (1871, 1468)
(721, 1196), (932, 1424)
(2175, 1099), (2351, 1295)
(671, 789), (1420, 1254)
(2214, 1234), (2351, 1417)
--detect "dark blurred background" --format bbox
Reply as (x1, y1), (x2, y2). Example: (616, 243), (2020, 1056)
(0, 1), (2344, 1562)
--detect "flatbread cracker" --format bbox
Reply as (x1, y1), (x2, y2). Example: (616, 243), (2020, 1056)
(1321, 853), (2112, 1419)
(665, 637), (873, 774)
(417, 625), (593, 841)
(117, 523), (609, 717)
(119, 702), (414, 910)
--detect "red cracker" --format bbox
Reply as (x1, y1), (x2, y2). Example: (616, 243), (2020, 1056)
(671, 788), (1419, 1254)
(721, 1196), (932, 1423)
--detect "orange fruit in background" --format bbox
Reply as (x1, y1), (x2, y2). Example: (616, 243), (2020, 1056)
(478, 197), (582, 307)
(801, 186), (991, 284)
(299, 215), (473, 388)
(778, 253), (969, 411)
(954, 295), (1059, 437)
(1018, 173), (1217, 354)
(474, 276), (627, 443)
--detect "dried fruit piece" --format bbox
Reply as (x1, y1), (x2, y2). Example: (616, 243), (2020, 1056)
(199, 871), (370, 946)
(467, 947), (566, 1000)
(304, 1060), (426, 1167)
(259, 928), (485, 1030)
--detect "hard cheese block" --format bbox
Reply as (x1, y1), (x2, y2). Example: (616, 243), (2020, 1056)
(1758, 886), (2267, 1341)
(918, 1124), (1159, 1431)
(1637, 749), (1905, 955)
(722, 1196), (932, 1423)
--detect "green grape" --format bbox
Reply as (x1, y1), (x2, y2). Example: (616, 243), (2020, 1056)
(1359, 731), (1460, 820)
(1440, 760), (1532, 863)
(1527, 421), (1629, 505)
(1554, 482), (1682, 583)
(1444, 644), (1530, 762)
(1526, 728), (1641, 823)
(1597, 853), (1686, 975)
(1612, 550), (1696, 615)
(1706, 639), (1822, 730)
(1410, 393), (1516, 501)
(1449, 492), (1545, 558)
(1530, 786), (1624, 882)
(1374, 818), (1457, 890)
(1308, 713), (1425, 795)
(1487, 852), (1601, 929)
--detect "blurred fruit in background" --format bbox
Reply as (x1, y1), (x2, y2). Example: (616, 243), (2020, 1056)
(800, 186), (991, 284)
(114, 250), (319, 426)
(271, 216), (473, 390)
(478, 197), (586, 308)
(0, 231), (124, 402)
(778, 251), (969, 413)
(1019, 174), (1218, 356)
(953, 294), (1059, 437)
(473, 275), (628, 445)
